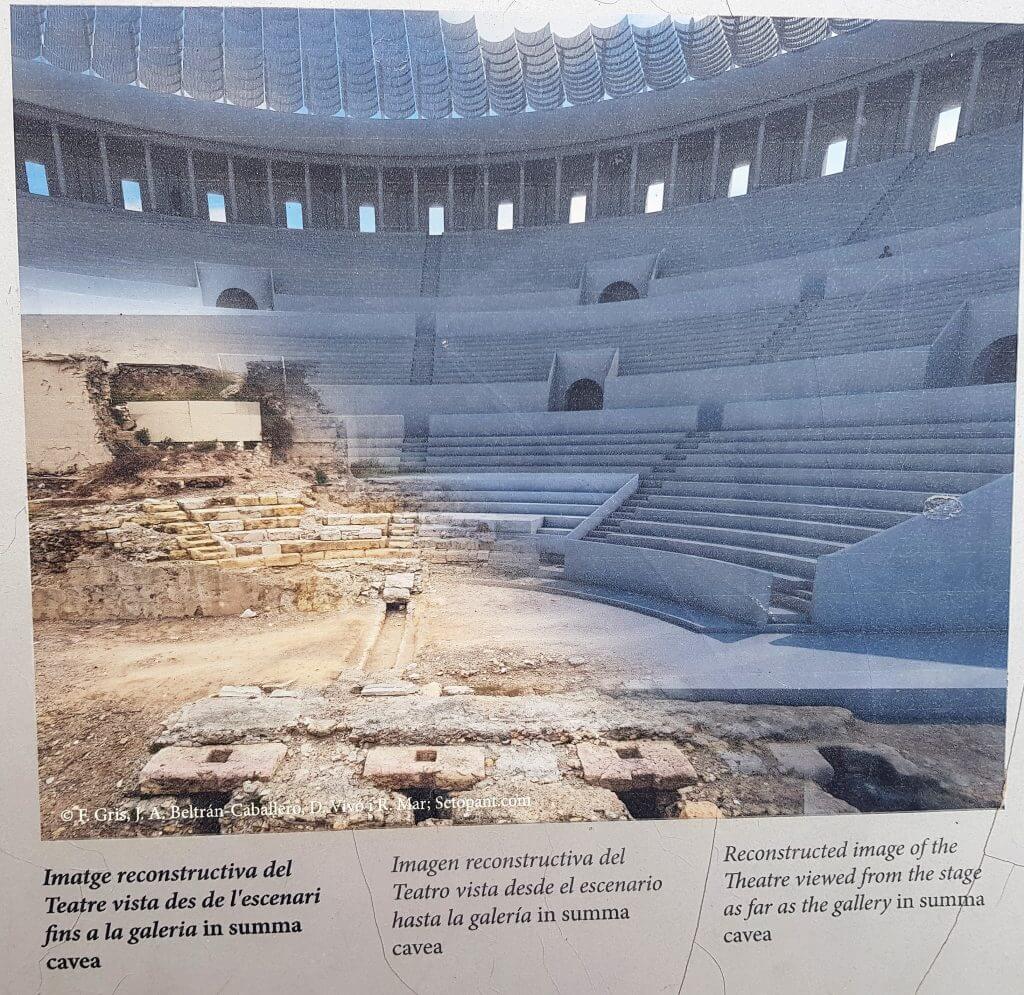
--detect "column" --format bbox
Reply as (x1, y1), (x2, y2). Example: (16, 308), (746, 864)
(553, 157), (562, 223)
(666, 137), (679, 208)
(590, 151), (600, 219)
(517, 162), (526, 226)
(186, 149), (199, 216)
(227, 157), (238, 221)
(627, 143), (639, 213)
(961, 48), (985, 136)
(447, 167), (455, 225)
(798, 102), (815, 179)
(303, 161), (313, 224)
(411, 168), (419, 229)
(903, 68), (923, 152)
(708, 128), (721, 198)
(340, 166), (349, 228)
(266, 160), (276, 225)
(50, 123), (67, 197)
(849, 87), (867, 167)
(98, 133), (114, 205)
(144, 142), (157, 212)
(482, 165), (490, 227)
(751, 115), (767, 189)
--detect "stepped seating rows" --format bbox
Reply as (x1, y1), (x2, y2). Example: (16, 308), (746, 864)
(386, 473), (631, 534)
(773, 266), (1020, 362)
(432, 304), (789, 383)
(16, 194), (426, 297)
(17, 126), (1020, 311)
(424, 428), (692, 475)
(587, 418), (1016, 616)
(285, 342), (414, 385)
(857, 124), (1023, 242)
(435, 156), (912, 295)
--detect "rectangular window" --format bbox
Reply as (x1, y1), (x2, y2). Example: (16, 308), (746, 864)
(25, 160), (49, 196)
(727, 162), (750, 198)
(930, 104), (961, 151)
(285, 200), (303, 229)
(121, 178), (143, 212)
(569, 191), (587, 223)
(207, 191), (226, 223)
(496, 200), (514, 231)
(644, 181), (664, 213)
(821, 137), (848, 177)
(428, 203), (445, 235)
(359, 203), (376, 233)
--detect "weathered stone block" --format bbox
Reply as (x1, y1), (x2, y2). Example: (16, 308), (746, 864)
(677, 799), (724, 819)
(139, 743), (288, 795)
(350, 513), (390, 525)
(577, 741), (697, 791)
(266, 528), (302, 541)
(208, 519), (245, 533)
(218, 686), (263, 698)
(362, 746), (486, 790)
(258, 493), (279, 506)
(148, 511), (188, 523)
(189, 549), (226, 561)
(263, 553), (302, 568)
(360, 682), (418, 696)
(766, 743), (834, 786)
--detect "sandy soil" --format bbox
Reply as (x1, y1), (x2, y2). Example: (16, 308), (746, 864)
(34, 606), (379, 838)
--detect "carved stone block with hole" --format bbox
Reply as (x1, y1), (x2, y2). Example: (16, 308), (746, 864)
(577, 741), (697, 791)
(362, 746), (486, 790)
(138, 743), (288, 794)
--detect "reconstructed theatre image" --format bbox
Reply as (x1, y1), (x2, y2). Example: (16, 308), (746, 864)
(13, 8), (1022, 837)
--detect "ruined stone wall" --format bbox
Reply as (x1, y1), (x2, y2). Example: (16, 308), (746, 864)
(23, 356), (112, 473)
(31, 552), (425, 622)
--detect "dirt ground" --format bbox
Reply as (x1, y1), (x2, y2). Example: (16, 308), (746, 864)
(32, 574), (1006, 839)
(34, 606), (379, 838)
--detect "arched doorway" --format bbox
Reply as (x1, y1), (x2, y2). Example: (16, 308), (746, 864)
(565, 378), (604, 411)
(970, 336), (1017, 384)
(215, 287), (259, 309)
(597, 281), (640, 304)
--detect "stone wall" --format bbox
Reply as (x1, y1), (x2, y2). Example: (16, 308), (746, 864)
(126, 400), (262, 443)
(23, 356), (111, 473)
(31, 554), (425, 622)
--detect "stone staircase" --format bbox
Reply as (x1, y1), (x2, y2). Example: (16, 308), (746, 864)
(586, 418), (1016, 622)
(410, 312), (437, 385)
(845, 155), (924, 244)
(380, 472), (628, 539)
(424, 428), (693, 474)
(398, 433), (429, 473)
